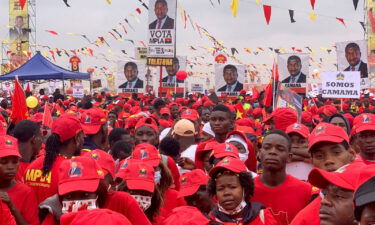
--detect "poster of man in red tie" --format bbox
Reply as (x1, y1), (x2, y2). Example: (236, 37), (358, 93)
(278, 53), (309, 88)
(116, 61), (146, 94)
(147, 0), (177, 63)
(336, 40), (368, 79)
(215, 64), (245, 96)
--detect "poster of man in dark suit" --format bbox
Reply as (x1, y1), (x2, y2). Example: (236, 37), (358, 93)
(281, 55), (307, 83)
(9, 15), (30, 41)
(118, 62), (144, 89)
(217, 64), (243, 92)
(343, 42), (368, 78)
(162, 57), (184, 86)
(149, 0), (175, 29)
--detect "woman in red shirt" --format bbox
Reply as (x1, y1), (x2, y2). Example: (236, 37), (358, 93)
(39, 156), (151, 225)
(208, 157), (278, 225)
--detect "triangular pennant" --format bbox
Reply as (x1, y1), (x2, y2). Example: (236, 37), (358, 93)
(360, 21), (365, 31)
(336, 17), (346, 27)
(263, 5), (272, 25)
(353, 0), (359, 10)
(289, 9), (296, 23)
(310, 0), (316, 10)
(230, 0), (239, 17)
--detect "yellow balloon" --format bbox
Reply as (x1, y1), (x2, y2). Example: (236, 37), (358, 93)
(26, 96), (38, 108)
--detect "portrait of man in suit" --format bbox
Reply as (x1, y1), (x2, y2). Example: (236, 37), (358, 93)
(68, 161), (82, 177)
(344, 42), (368, 78)
(149, 0), (175, 29)
(281, 55), (307, 83)
(118, 62), (144, 89)
(217, 64), (243, 92)
(162, 57), (184, 85)
(9, 15), (30, 41)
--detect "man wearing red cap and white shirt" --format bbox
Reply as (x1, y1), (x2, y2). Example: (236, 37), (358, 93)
(351, 113), (375, 164)
(0, 135), (39, 225)
(285, 123), (313, 180)
(291, 122), (361, 225)
(80, 108), (109, 152)
(25, 114), (85, 203)
(307, 162), (365, 225)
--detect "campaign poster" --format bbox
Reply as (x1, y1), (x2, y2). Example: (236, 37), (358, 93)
(367, 0), (375, 79)
(135, 47), (148, 62)
(9, 0), (30, 70)
(147, 0), (177, 66)
(161, 56), (187, 88)
(116, 61), (146, 94)
(336, 40), (368, 80)
(191, 83), (204, 93)
(321, 71), (360, 99)
(306, 83), (322, 97)
(215, 64), (245, 96)
(276, 86), (303, 122)
(278, 53), (309, 88)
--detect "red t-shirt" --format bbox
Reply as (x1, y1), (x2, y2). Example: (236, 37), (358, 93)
(25, 155), (67, 203)
(251, 175), (313, 225)
(15, 161), (29, 183)
(160, 189), (186, 219)
(166, 156), (180, 191)
(6, 182), (39, 225)
(104, 191), (151, 225)
(0, 200), (16, 225)
(290, 196), (321, 225)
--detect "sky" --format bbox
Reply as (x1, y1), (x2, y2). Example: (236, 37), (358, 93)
(0, 0), (367, 89)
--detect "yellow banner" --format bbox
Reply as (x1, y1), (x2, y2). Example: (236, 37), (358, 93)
(9, 0), (29, 69)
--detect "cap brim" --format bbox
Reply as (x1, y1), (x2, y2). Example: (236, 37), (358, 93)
(287, 130), (308, 139)
(308, 169), (353, 191)
(81, 124), (102, 135)
(127, 179), (155, 193)
(178, 185), (200, 198)
(58, 179), (100, 196)
(356, 125), (375, 134)
(208, 164), (244, 177)
(0, 150), (21, 158)
(355, 191), (375, 207)
(308, 135), (346, 152)
(214, 152), (239, 160)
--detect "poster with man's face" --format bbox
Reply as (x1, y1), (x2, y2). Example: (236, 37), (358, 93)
(161, 56), (187, 88)
(278, 53), (309, 88)
(116, 61), (146, 93)
(215, 64), (245, 95)
(336, 40), (368, 78)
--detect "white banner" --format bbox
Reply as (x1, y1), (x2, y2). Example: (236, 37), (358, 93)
(322, 71), (360, 99)
(72, 83), (84, 98)
(147, 0), (176, 58)
(191, 83), (203, 93)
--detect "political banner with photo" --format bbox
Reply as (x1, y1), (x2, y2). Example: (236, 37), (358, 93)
(215, 64), (245, 96)
(321, 71), (361, 99)
(9, 0), (30, 69)
(135, 47), (148, 62)
(160, 56), (187, 88)
(116, 61), (147, 94)
(276, 86), (303, 122)
(306, 83), (322, 97)
(336, 40), (368, 79)
(147, 0), (177, 66)
(278, 53), (309, 88)
(191, 83), (204, 93)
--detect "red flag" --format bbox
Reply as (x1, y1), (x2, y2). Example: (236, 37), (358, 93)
(20, 0), (27, 9)
(43, 104), (53, 128)
(272, 61), (280, 83)
(25, 83), (30, 92)
(310, 0), (316, 10)
(10, 78), (28, 124)
(166, 90), (173, 102)
(45, 30), (59, 35)
(336, 17), (346, 27)
(49, 50), (56, 62)
(263, 5), (272, 25)
(263, 62), (279, 107)
(235, 103), (247, 119)
(136, 8), (141, 14)
(54, 103), (65, 116)
(251, 87), (260, 101)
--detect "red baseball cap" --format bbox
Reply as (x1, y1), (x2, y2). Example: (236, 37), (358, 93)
(209, 157), (247, 177)
(134, 117), (158, 134)
(58, 156), (104, 196)
(317, 105), (337, 117)
(263, 107), (297, 132)
(52, 114), (83, 142)
(61, 209), (132, 225)
(308, 122), (349, 152)
(83, 150), (116, 179)
(160, 107), (171, 115)
(80, 108), (107, 135)
(210, 143), (239, 160)
(131, 143), (161, 167)
(0, 135), (20, 158)
(115, 159), (155, 193)
(181, 109), (199, 121)
(29, 113), (43, 123)
(301, 111), (312, 123)
(352, 113), (375, 135)
(286, 123), (310, 138)
(308, 162), (365, 191)
(163, 206), (210, 225)
(235, 118), (255, 127)
(178, 169), (209, 198)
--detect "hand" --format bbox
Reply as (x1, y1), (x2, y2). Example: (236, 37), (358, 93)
(0, 191), (11, 206)
(177, 157), (196, 170)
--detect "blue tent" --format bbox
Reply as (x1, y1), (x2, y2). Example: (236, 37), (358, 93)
(0, 53), (90, 80)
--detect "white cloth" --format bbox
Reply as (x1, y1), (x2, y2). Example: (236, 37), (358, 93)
(286, 162), (314, 181)
(159, 127), (171, 141)
(202, 123), (215, 137)
(178, 144), (197, 175)
(226, 134), (249, 154)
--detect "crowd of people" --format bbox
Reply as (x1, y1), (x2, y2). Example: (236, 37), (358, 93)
(0, 88), (375, 225)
